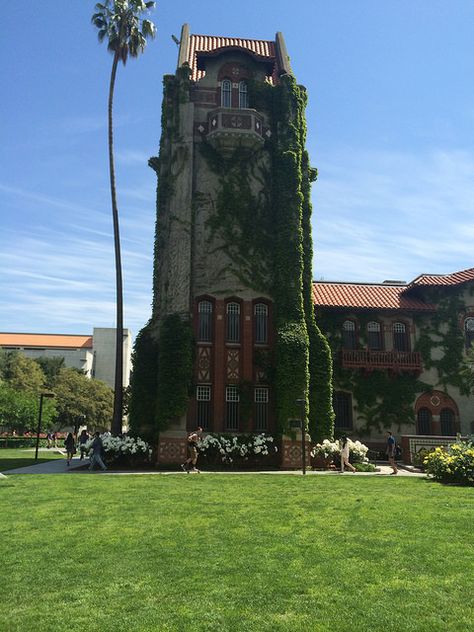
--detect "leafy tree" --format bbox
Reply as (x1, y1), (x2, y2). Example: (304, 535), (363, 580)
(0, 383), (56, 433)
(0, 351), (45, 394)
(34, 356), (65, 387)
(53, 368), (113, 431)
(91, 0), (156, 434)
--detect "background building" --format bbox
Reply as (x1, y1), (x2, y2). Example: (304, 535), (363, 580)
(0, 328), (132, 389)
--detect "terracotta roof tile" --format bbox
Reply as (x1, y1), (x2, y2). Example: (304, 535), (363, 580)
(187, 34), (276, 82)
(312, 282), (435, 311)
(406, 267), (474, 289)
(0, 333), (93, 349)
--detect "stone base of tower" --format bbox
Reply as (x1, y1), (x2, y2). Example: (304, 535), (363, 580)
(280, 434), (312, 469)
(156, 432), (188, 465)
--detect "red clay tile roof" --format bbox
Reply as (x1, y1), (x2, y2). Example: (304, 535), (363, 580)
(312, 282), (435, 311)
(406, 267), (474, 289)
(187, 34), (276, 82)
(0, 333), (93, 349)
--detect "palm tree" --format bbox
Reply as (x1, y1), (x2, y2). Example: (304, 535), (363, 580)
(92, 1), (156, 435)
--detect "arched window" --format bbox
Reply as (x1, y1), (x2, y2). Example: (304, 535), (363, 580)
(440, 408), (455, 436)
(393, 322), (409, 352)
(221, 79), (232, 107)
(238, 80), (248, 108)
(417, 407), (432, 435)
(198, 300), (213, 342)
(254, 303), (268, 344)
(367, 321), (382, 350)
(226, 302), (240, 342)
(465, 317), (474, 350)
(342, 320), (357, 350)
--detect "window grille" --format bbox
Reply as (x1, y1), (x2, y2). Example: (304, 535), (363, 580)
(367, 321), (382, 350)
(225, 386), (240, 430)
(221, 79), (232, 107)
(417, 407), (431, 434)
(198, 300), (213, 342)
(226, 302), (240, 342)
(239, 81), (248, 108)
(465, 317), (474, 350)
(440, 408), (455, 436)
(196, 386), (211, 430)
(254, 387), (269, 430)
(333, 392), (353, 429)
(393, 322), (409, 352)
(342, 320), (357, 350)
(254, 303), (268, 343)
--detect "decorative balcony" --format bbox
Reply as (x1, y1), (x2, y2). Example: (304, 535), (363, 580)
(341, 349), (422, 372)
(206, 108), (267, 155)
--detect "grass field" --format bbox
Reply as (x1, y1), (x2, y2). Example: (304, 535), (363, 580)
(0, 448), (64, 472)
(0, 474), (473, 632)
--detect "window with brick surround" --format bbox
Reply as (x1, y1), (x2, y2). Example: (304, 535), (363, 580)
(440, 408), (455, 436)
(342, 320), (357, 350)
(239, 80), (248, 108)
(367, 321), (382, 350)
(196, 386), (211, 430)
(221, 79), (231, 107)
(393, 322), (409, 352)
(225, 385), (240, 430)
(333, 391), (353, 429)
(226, 302), (240, 342)
(254, 303), (268, 343)
(417, 407), (432, 434)
(197, 300), (213, 342)
(254, 387), (269, 430)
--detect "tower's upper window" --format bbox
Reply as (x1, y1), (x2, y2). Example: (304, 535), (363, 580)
(239, 80), (248, 108)
(221, 79), (232, 108)
(254, 303), (268, 344)
(198, 300), (213, 341)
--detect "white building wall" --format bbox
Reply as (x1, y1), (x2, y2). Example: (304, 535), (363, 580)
(92, 328), (132, 389)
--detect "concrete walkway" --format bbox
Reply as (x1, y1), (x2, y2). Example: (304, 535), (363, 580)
(2, 459), (425, 477)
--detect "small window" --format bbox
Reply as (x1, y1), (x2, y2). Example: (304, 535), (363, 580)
(417, 407), (432, 434)
(367, 321), (382, 350)
(225, 386), (240, 430)
(465, 317), (474, 350)
(440, 408), (455, 436)
(226, 302), (240, 342)
(393, 322), (409, 352)
(254, 387), (269, 431)
(198, 300), (213, 342)
(221, 79), (232, 108)
(342, 320), (357, 350)
(196, 386), (211, 430)
(333, 392), (353, 429)
(255, 303), (268, 344)
(238, 80), (248, 108)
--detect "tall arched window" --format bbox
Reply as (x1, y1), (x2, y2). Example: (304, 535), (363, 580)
(198, 300), (213, 342)
(465, 317), (474, 350)
(254, 303), (268, 344)
(221, 79), (232, 107)
(226, 302), (240, 342)
(342, 320), (357, 350)
(239, 80), (248, 108)
(393, 322), (409, 352)
(367, 321), (382, 350)
(440, 408), (455, 436)
(417, 407), (432, 434)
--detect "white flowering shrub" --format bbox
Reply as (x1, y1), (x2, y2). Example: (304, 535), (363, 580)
(84, 433), (151, 465)
(198, 433), (278, 466)
(311, 438), (369, 463)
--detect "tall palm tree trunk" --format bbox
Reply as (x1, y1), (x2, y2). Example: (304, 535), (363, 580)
(108, 50), (124, 435)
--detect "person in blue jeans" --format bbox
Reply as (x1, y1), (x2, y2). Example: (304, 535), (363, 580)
(386, 431), (398, 475)
(89, 432), (107, 472)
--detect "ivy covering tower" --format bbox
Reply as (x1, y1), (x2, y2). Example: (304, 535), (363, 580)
(129, 25), (334, 464)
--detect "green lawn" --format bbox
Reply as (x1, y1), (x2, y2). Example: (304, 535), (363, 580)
(0, 448), (64, 472)
(0, 475), (472, 632)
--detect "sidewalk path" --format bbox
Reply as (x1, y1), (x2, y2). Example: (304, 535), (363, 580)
(2, 455), (89, 474)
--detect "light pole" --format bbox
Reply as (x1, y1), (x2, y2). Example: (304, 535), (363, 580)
(35, 393), (55, 461)
(296, 397), (307, 475)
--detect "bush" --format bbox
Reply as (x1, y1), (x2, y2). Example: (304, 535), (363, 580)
(83, 434), (151, 467)
(353, 462), (376, 472)
(424, 441), (474, 485)
(198, 433), (278, 469)
(311, 439), (369, 464)
(413, 447), (435, 469)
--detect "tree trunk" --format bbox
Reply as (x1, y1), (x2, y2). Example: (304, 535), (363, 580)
(108, 51), (124, 435)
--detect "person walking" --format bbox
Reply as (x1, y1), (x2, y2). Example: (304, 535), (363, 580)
(64, 432), (76, 466)
(89, 432), (107, 472)
(46, 432), (52, 449)
(386, 431), (398, 475)
(340, 435), (356, 473)
(78, 429), (89, 460)
(181, 427), (203, 473)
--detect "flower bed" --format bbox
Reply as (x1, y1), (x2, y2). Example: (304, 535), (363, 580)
(424, 441), (474, 485)
(83, 434), (152, 467)
(198, 433), (278, 469)
(310, 439), (369, 469)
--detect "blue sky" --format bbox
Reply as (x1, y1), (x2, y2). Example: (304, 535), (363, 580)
(2, 1), (474, 337)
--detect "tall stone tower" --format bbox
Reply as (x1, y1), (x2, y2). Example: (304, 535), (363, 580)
(129, 25), (333, 465)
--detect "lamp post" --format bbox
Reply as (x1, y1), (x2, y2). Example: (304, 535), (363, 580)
(296, 397), (307, 475)
(35, 393), (55, 461)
